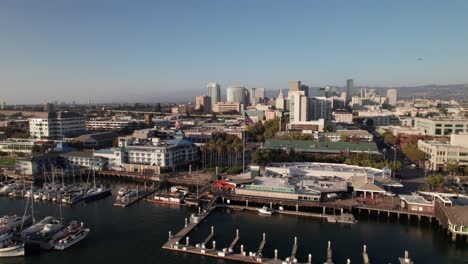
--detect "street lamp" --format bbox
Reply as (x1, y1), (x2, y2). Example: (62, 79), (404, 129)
(391, 145), (397, 179)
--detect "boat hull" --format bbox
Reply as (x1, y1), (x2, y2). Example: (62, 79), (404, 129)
(0, 244), (25, 257)
(84, 190), (111, 202)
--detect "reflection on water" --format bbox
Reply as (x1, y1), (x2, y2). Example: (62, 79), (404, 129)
(0, 180), (466, 264)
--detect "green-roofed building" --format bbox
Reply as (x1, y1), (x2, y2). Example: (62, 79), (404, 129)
(263, 139), (380, 154)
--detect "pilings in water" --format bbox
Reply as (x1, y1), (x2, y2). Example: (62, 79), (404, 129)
(202, 226), (214, 248)
(256, 233), (266, 259)
(399, 250), (414, 264)
(288, 236), (298, 263)
(326, 241), (333, 264)
(228, 229), (240, 253)
(362, 245), (370, 264)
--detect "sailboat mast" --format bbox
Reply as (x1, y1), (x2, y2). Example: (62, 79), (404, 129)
(31, 182), (35, 223)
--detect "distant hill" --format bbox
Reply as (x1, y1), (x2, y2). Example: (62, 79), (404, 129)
(370, 84), (468, 100)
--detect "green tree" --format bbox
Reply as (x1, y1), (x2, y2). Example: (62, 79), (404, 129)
(426, 173), (445, 191)
(402, 143), (426, 165)
(439, 108), (448, 116)
(445, 161), (459, 175)
(384, 133), (398, 145)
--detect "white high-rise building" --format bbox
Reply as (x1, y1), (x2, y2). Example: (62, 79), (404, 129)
(276, 89), (285, 110)
(29, 112), (85, 139)
(387, 88), (397, 106)
(289, 92), (308, 123)
(207, 82), (221, 106)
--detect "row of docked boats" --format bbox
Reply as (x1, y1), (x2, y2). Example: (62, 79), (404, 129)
(0, 213), (90, 257)
(1, 180), (111, 205)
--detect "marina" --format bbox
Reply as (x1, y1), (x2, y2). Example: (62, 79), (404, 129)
(0, 180), (467, 263)
(162, 205), (413, 263)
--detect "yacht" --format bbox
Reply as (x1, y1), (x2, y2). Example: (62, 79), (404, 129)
(53, 224), (89, 251)
(118, 187), (129, 196)
(32, 220), (63, 239)
(62, 193), (84, 205)
(84, 185), (112, 202)
(19, 216), (54, 238)
(0, 183), (18, 195)
(0, 240), (25, 257)
(151, 189), (186, 205)
(0, 214), (32, 230)
(258, 206), (275, 215)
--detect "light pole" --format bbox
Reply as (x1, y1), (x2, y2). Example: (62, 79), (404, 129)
(392, 145), (397, 179)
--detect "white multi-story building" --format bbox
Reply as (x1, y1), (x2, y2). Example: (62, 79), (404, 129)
(86, 119), (146, 131)
(333, 110), (353, 123)
(418, 133), (468, 170)
(29, 112), (85, 139)
(387, 89), (397, 106)
(275, 89), (285, 110)
(96, 131), (199, 174)
(414, 117), (468, 136)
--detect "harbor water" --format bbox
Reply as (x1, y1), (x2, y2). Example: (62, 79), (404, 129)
(1, 180), (467, 264)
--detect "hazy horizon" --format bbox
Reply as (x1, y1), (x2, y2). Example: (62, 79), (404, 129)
(2, 0), (468, 104)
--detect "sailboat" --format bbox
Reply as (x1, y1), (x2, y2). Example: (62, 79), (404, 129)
(83, 150), (111, 202)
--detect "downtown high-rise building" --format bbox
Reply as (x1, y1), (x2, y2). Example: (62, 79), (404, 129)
(207, 82), (221, 106)
(227, 86), (250, 105)
(288, 81), (309, 97)
(346, 79), (353, 105)
(251, 87), (266, 105)
(387, 88), (398, 106)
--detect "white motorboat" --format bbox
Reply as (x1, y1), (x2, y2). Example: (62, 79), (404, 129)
(0, 240), (25, 257)
(258, 206), (275, 215)
(0, 214), (32, 230)
(62, 193), (83, 205)
(53, 221), (89, 250)
(54, 227), (89, 251)
(0, 183), (18, 195)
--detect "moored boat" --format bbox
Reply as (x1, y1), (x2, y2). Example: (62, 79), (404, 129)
(0, 240), (25, 257)
(53, 221), (89, 250)
(258, 206), (275, 215)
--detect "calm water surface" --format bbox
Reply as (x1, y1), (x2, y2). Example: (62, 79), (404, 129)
(0, 180), (467, 264)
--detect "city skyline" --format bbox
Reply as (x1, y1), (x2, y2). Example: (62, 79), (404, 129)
(1, 0), (468, 104)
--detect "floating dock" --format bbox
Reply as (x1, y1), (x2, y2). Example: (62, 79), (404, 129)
(113, 184), (158, 208)
(162, 201), (415, 263)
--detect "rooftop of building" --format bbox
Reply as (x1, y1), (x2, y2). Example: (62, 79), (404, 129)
(264, 139), (379, 153)
(399, 194), (433, 205)
(30, 111), (83, 119)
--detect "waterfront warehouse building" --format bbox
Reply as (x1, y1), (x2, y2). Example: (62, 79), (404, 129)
(236, 162), (399, 202)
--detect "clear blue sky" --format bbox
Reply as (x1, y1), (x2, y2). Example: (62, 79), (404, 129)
(1, 0), (467, 104)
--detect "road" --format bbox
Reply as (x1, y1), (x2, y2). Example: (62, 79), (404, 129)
(370, 128), (427, 194)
